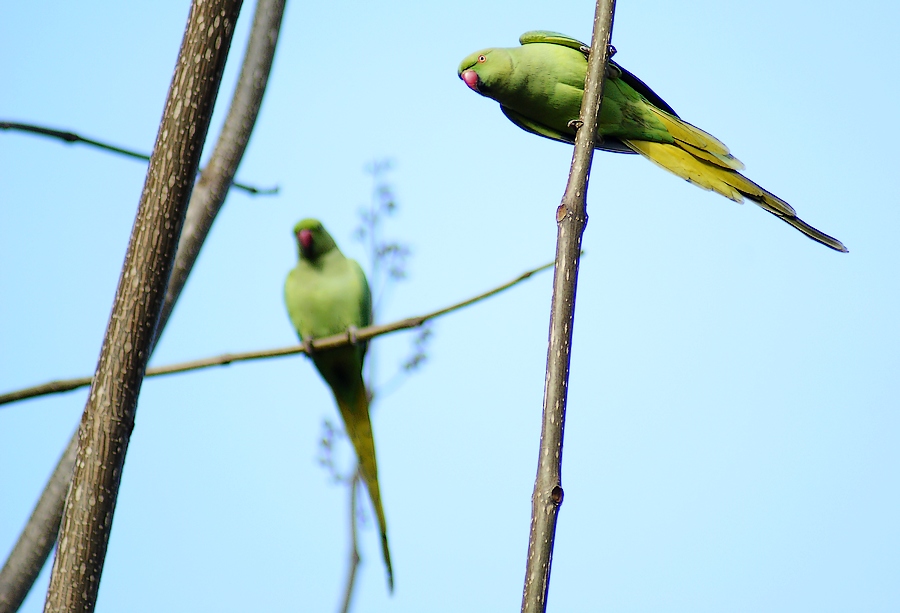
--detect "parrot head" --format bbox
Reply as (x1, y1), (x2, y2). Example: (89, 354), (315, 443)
(457, 48), (513, 99)
(293, 218), (337, 262)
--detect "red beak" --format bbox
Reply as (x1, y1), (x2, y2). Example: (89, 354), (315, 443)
(298, 229), (313, 251)
(461, 70), (479, 91)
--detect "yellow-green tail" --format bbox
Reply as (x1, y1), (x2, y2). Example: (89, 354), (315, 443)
(336, 384), (394, 591)
(622, 107), (847, 252)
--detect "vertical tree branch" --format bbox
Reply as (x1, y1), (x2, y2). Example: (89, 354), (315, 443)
(521, 2), (617, 612)
(0, 2), (284, 611)
(42, 1), (242, 611)
(338, 473), (362, 613)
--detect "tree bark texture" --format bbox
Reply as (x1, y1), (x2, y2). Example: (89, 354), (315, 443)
(0, 2), (282, 611)
(521, 2), (617, 612)
(154, 0), (286, 345)
(0, 437), (76, 613)
(42, 1), (243, 611)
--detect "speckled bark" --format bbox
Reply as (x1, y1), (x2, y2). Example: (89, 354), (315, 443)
(0, 4), (282, 611)
(154, 0), (285, 347)
(41, 2), (242, 612)
(521, 2), (617, 613)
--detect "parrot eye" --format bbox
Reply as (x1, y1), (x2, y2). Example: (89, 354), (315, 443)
(478, 55), (486, 63)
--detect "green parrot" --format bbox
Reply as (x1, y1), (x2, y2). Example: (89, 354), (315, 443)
(284, 218), (393, 591)
(458, 31), (847, 252)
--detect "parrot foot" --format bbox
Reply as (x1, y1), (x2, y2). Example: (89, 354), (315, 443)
(567, 119), (584, 131)
(578, 43), (617, 60)
(346, 325), (360, 346)
(301, 337), (316, 356)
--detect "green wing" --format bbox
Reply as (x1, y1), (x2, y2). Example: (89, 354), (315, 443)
(500, 105), (574, 144)
(501, 104), (634, 153)
(519, 30), (679, 118)
(519, 30), (586, 50)
(614, 64), (680, 118)
(350, 258), (372, 356)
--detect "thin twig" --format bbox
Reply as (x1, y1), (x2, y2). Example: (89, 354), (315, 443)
(521, 2), (617, 613)
(0, 121), (277, 196)
(338, 472), (362, 613)
(0, 259), (555, 407)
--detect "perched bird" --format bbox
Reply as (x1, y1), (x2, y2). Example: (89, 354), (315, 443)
(284, 218), (393, 590)
(458, 31), (847, 252)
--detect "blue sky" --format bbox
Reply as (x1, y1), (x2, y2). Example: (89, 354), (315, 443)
(2, 1), (899, 611)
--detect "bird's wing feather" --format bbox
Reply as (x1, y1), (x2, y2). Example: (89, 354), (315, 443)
(501, 105), (635, 154)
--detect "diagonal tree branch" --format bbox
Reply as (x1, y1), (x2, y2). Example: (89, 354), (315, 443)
(153, 0), (285, 346)
(0, 438), (77, 611)
(521, 2), (617, 612)
(0, 259), (555, 407)
(42, 1), (243, 611)
(0, 121), (277, 196)
(0, 2), (284, 611)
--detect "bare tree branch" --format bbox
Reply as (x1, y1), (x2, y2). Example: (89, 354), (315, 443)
(0, 3), (285, 612)
(0, 437), (77, 613)
(521, 2), (617, 612)
(0, 121), (277, 196)
(41, 2), (243, 611)
(338, 473), (362, 613)
(153, 0), (286, 345)
(1, 259), (555, 407)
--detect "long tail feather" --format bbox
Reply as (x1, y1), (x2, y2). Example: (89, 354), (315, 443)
(622, 139), (847, 252)
(645, 105), (745, 170)
(336, 383), (394, 590)
(779, 215), (849, 253)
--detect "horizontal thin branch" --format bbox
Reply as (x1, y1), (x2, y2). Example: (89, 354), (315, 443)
(0, 259), (555, 407)
(0, 120), (277, 196)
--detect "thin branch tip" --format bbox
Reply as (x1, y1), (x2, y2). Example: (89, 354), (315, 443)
(1, 119), (276, 197)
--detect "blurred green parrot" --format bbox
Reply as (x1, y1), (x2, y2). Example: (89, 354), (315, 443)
(458, 31), (847, 252)
(284, 218), (393, 590)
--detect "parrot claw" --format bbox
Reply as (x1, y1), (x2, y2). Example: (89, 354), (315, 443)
(347, 325), (359, 345)
(577, 44), (616, 60)
(301, 337), (315, 356)
(567, 119), (584, 131)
